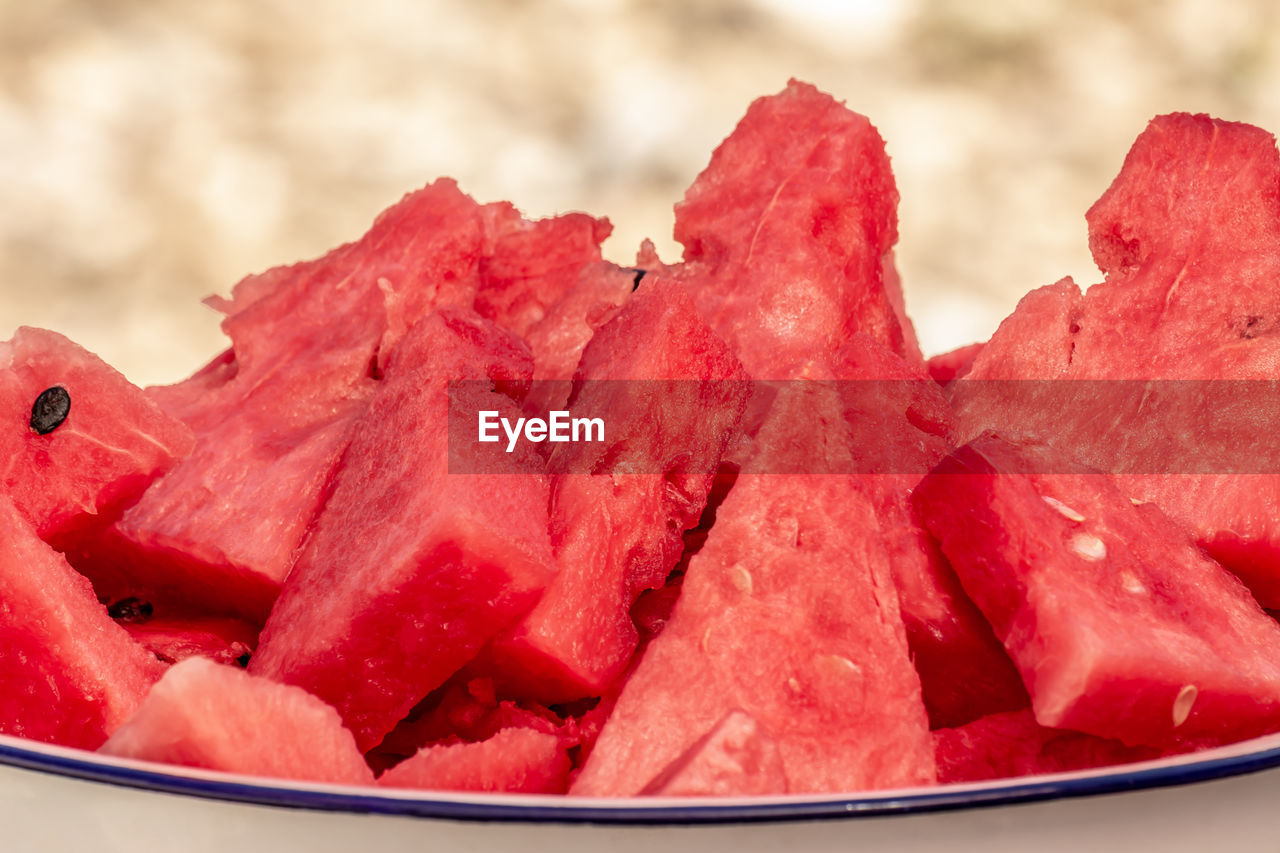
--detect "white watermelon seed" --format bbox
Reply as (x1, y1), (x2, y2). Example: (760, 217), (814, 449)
(787, 677), (803, 693)
(1129, 496), (1149, 507)
(1120, 571), (1147, 594)
(729, 565), (754, 595)
(1173, 684), (1198, 728)
(1069, 532), (1107, 561)
(1043, 495), (1086, 522)
(822, 655), (861, 675)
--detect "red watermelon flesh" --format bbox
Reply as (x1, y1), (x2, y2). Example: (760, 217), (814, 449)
(672, 79), (923, 379)
(927, 342), (984, 385)
(950, 113), (1280, 606)
(0, 327), (192, 546)
(522, 261), (635, 415)
(378, 726), (571, 794)
(571, 382), (935, 797)
(0, 494), (163, 749)
(913, 434), (1280, 749)
(249, 309), (555, 752)
(475, 203), (613, 340)
(113, 179), (486, 622)
(639, 709), (787, 796)
(100, 657), (373, 785)
(117, 613), (257, 667)
(827, 334), (1027, 729)
(484, 277), (750, 704)
(933, 709), (1161, 784)
(366, 676), (563, 774)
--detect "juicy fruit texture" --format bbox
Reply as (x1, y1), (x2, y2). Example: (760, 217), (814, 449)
(0, 327), (193, 545)
(829, 334), (1028, 729)
(572, 384), (935, 796)
(118, 615), (257, 667)
(475, 204), (612, 340)
(674, 79), (923, 378)
(951, 113), (1280, 606)
(639, 710), (787, 796)
(933, 709), (1160, 784)
(378, 727), (571, 794)
(17, 84), (1280, 797)
(485, 277), (750, 703)
(0, 495), (163, 749)
(115, 179), (488, 621)
(521, 261), (635, 414)
(100, 657), (373, 785)
(926, 342), (984, 384)
(914, 435), (1280, 749)
(250, 310), (555, 752)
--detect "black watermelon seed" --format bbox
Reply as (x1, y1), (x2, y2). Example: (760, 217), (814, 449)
(630, 268), (647, 291)
(107, 597), (154, 623)
(234, 651), (252, 668)
(30, 386), (71, 435)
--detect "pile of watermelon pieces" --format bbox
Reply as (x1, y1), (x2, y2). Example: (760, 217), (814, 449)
(8, 79), (1280, 796)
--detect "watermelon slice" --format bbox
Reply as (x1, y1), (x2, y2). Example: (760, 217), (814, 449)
(0, 326), (192, 546)
(934, 709), (1161, 784)
(0, 494), (163, 749)
(913, 434), (1280, 749)
(114, 179), (487, 622)
(378, 726), (570, 794)
(116, 612), (257, 667)
(249, 309), (555, 752)
(475, 203), (612, 340)
(927, 342), (984, 385)
(639, 709), (788, 796)
(365, 675), (570, 772)
(100, 657), (373, 785)
(950, 113), (1280, 606)
(827, 333), (1027, 729)
(571, 382), (934, 796)
(483, 277), (750, 703)
(672, 79), (923, 378)
(521, 261), (635, 415)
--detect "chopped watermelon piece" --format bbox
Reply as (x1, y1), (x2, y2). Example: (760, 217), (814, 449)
(522, 261), (634, 415)
(934, 709), (1161, 784)
(364, 674), (601, 777)
(951, 113), (1280, 606)
(913, 434), (1280, 749)
(475, 203), (612, 339)
(829, 334), (1027, 729)
(639, 709), (787, 796)
(116, 612), (257, 667)
(100, 657), (372, 785)
(378, 726), (570, 794)
(0, 327), (193, 545)
(673, 79), (922, 378)
(879, 499), (1029, 730)
(114, 179), (486, 622)
(572, 383), (934, 796)
(250, 309), (555, 751)
(484, 277), (749, 703)
(927, 342), (984, 384)
(0, 495), (163, 749)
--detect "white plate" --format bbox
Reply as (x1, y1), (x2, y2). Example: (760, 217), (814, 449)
(4, 730), (1280, 852)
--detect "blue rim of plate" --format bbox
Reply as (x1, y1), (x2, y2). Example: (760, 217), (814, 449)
(5, 733), (1280, 825)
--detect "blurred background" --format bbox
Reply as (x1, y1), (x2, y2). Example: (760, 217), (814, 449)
(2, 0), (1278, 385)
